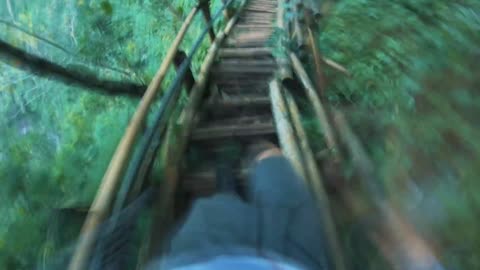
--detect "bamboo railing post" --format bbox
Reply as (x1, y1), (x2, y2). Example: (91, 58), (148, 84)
(66, 6), (200, 270)
(305, 8), (327, 96)
(269, 79), (306, 178)
(277, 0), (293, 83)
(200, 0), (216, 42)
(290, 52), (339, 158)
(174, 50), (196, 94)
(283, 89), (346, 270)
(293, 0), (307, 53)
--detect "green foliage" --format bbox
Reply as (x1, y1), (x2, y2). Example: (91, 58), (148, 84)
(0, 0), (225, 268)
(320, 0), (480, 269)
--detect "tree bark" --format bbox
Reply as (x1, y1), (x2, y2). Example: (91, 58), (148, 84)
(0, 39), (146, 97)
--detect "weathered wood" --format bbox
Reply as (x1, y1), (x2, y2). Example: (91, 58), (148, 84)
(218, 58), (275, 66)
(323, 57), (351, 76)
(293, 2), (307, 51)
(207, 96), (271, 108)
(284, 89), (346, 270)
(244, 7), (276, 13)
(218, 47), (272, 58)
(332, 110), (376, 193)
(290, 52), (339, 157)
(192, 121), (275, 141)
(305, 9), (327, 96)
(0, 39), (146, 96)
(233, 31), (272, 39)
(174, 50), (196, 93)
(269, 79), (305, 178)
(67, 6), (200, 270)
(213, 66), (275, 74)
(276, 0), (293, 82)
(226, 39), (270, 48)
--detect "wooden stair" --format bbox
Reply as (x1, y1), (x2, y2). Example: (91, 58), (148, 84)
(179, 0), (277, 199)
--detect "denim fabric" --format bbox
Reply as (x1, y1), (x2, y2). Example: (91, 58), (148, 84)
(149, 157), (330, 270)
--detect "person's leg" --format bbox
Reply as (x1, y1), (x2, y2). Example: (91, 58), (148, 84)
(248, 155), (311, 207)
(247, 145), (330, 269)
(164, 162), (256, 267)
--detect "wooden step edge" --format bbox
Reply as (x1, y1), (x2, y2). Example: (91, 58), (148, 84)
(206, 96), (271, 108)
(218, 48), (273, 58)
(192, 122), (276, 141)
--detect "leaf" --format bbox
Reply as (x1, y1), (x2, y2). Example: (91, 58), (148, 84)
(100, 1), (113, 15)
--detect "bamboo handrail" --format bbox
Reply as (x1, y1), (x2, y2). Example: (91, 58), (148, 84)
(67, 7), (200, 270)
(290, 52), (339, 157)
(284, 89), (346, 270)
(269, 79), (306, 178)
(277, 0), (294, 82)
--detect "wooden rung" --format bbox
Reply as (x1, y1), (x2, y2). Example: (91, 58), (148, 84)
(213, 67), (274, 74)
(218, 48), (272, 58)
(192, 122), (275, 141)
(206, 96), (271, 108)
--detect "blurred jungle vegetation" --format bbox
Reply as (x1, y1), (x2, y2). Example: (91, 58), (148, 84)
(0, 0), (478, 269)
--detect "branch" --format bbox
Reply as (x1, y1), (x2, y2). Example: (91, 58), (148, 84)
(0, 19), (135, 78)
(323, 57), (351, 77)
(0, 19), (71, 54)
(6, 0), (16, 23)
(0, 39), (146, 96)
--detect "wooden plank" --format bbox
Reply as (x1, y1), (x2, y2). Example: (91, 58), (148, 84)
(192, 122), (275, 141)
(206, 96), (270, 108)
(218, 47), (272, 58)
(276, 0), (293, 82)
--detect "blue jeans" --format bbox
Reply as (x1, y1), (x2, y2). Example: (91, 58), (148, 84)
(156, 157), (330, 270)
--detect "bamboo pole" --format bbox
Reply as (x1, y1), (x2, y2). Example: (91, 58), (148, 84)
(277, 0), (293, 82)
(269, 79), (306, 178)
(284, 90), (325, 200)
(305, 9), (327, 96)
(290, 52), (339, 157)
(331, 110), (380, 198)
(284, 90), (346, 270)
(293, 1), (307, 52)
(323, 57), (351, 76)
(67, 7), (200, 270)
